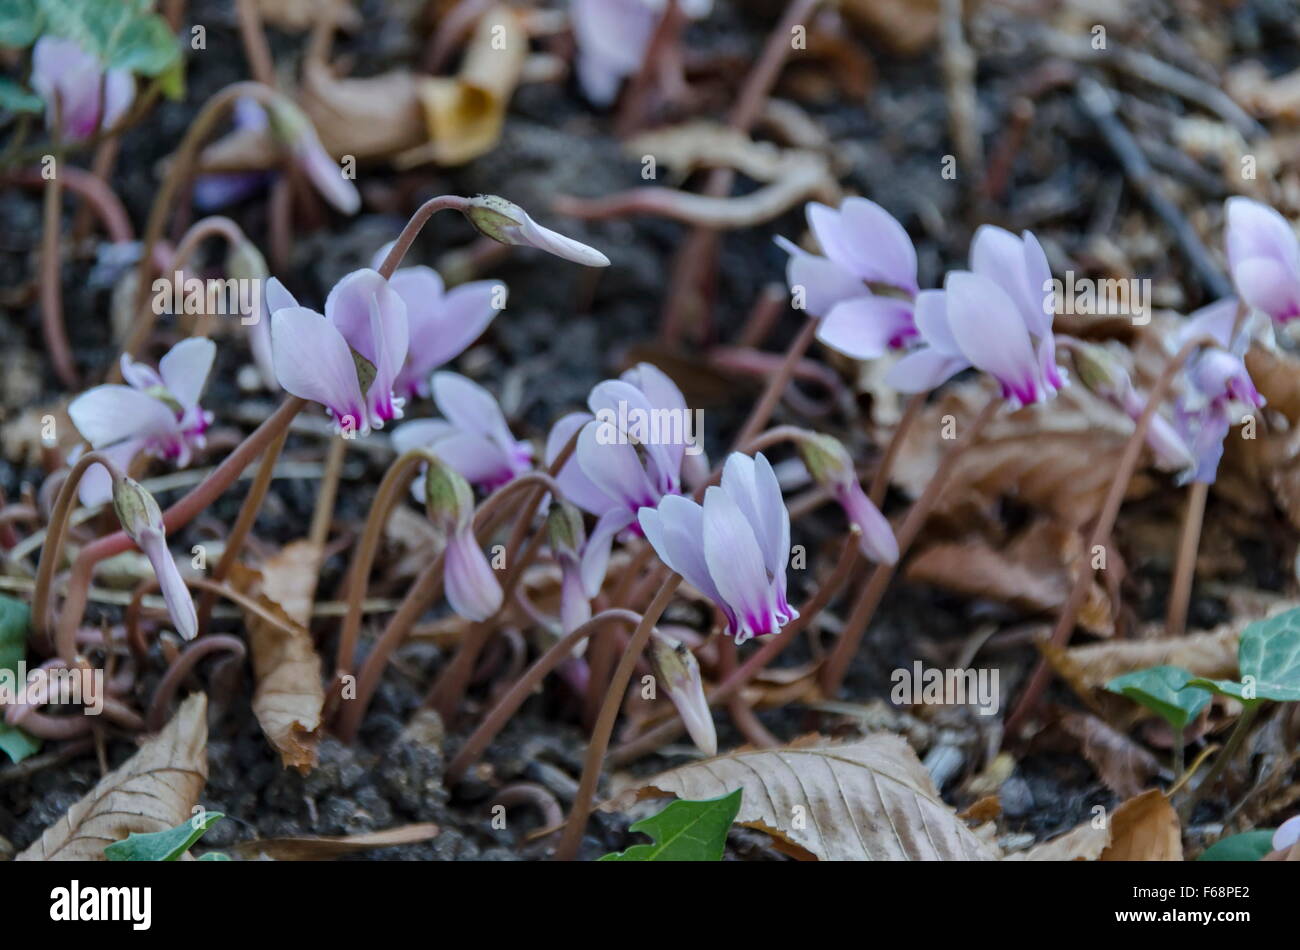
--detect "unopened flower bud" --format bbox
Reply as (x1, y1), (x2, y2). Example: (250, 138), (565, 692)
(111, 474), (196, 641)
(648, 633), (716, 756)
(1067, 341), (1131, 402)
(424, 455), (475, 536)
(464, 195), (610, 267)
(797, 432), (898, 565)
(546, 500), (586, 561)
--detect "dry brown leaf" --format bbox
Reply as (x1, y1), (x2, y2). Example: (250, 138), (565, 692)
(16, 694), (208, 861)
(1048, 623), (1240, 692)
(1055, 709), (1162, 799)
(907, 520), (1112, 635)
(841, 0), (939, 56)
(1100, 789), (1183, 861)
(891, 382), (1154, 530)
(231, 541), (325, 773)
(1245, 347), (1300, 424)
(1005, 820), (1111, 861)
(230, 823), (440, 860)
(604, 734), (998, 861)
(401, 7), (526, 167)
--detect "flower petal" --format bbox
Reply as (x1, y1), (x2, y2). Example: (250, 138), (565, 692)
(270, 307), (368, 433)
(69, 385), (178, 448)
(137, 528), (197, 640)
(293, 131), (360, 214)
(885, 347), (970, 393)
(580, 507), (634, 597)
(774, 235), (866, 318)
(817, 295), (916, 360)
(638, 496), (727, 615)
(944, 271), (1043, 404)
(1226, 197), (1300, 278)
(443, 529), (503, 622)
(546, 413), (613, 515)
(159, 337), (216, 409)
(576, 419), (658, 511)
(701, 485), (780, 642)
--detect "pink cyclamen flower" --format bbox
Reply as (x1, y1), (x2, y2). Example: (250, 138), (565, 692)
(1169, 298), (1263, 484)
(777, 197), (920, 359)
(1225, 197), (1300, 324)
(571, 0), (713, 107)
(547, 501), (592, 642)
(546, 363), (703, 595)
(369, 243), (503, 399)
(264, 96), (361, 215)
(391, 372), (533, 493)
(797, 433), (898, 565)
(31, 37), (134, 142)
(68, 339), (216, 507)
(268, 269), (409, 435)
(425, 458), (502, 622)
(464, 196), (610, 267)
(639, 452), (796, 645)
(887, 225), (1064, 408)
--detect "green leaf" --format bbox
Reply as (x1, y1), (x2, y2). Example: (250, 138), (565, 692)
(1190, 608), (1300, 704)
(197, 851), (230, 861)
(0, 77), (43, 113)
(1104, 665), (1211, 731)
(0, 594), (40, 764)
(0, 0), (41, 47)
(1197, 830), (1276, 862)
(37, 0), (180, 76)
(104, 812), (224, 861)
(599, 790), (742, 861)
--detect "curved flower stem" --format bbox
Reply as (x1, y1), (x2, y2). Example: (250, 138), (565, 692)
(7, 165), (134, 243)
(54, 396), (307, 663)
(195, 426), (289, 637)
(32, 451), (119, 649)
(235, 0), (276, 87)
(731, 318), (817, 451)
(869, 392), (926, 506)
(1176, 702), (1259, 823)
(1166, 480), (1209, 639)
(145, 633), (247, 732)
(309, 435), (347, 548)
(1004, 334), (1220, 735)
(555, 575), (681, 861)
(334, 472), (562, 742)
(376, 195), (473, 280)
(819, 394), (1002, 696)
(610, 528), (859, 765)
(445, 609), (644, 785)
(40, 156), (77, 388)
(120, 81), (283, 372)
(334, 448), (437, 679)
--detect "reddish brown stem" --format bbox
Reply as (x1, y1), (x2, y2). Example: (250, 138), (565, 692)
(731, 318), (818, 450)
(1166, 480), (1208, 638)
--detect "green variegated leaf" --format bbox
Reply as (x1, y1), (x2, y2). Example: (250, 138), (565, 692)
(0, 594), (40, 764)
(599, 790), (741, 861)
(1104, 665), (1211, 731)
(105, 811), (224, 861)
(1189, 608), (1300, 704)
(0, 0), (41, 47)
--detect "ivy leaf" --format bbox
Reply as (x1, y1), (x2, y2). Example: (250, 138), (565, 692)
(104, 811), (224, 861)
(1104, 665), (1211, 732)
(599, 790), (741, 861)
(1189, 608), (1300, 704)
(0, 594), (41, 765)
(1197, 830), (1275, 862)
(0, 77), (42, 113)
(197, 851), (230, 861)
(37, 0), (180, 76)
(0, 0), (41, 48)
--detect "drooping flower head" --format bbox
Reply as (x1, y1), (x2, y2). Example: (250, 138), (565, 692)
(268, 269), (409, 435)
(571, 0), (713, 107)
(777, 198), (920, 360)
(68, 339), (216, 506)
(391, 372), (533, 493)
(424, 455), (503, 622)
(546, 363), (702, 594)
(887, 225), (1065, 408)
(1168, 298), (1264, 484)
(546, 499), (592, 642)
(31, 36), (134, 142)
(464, 195), (610, 267)
(638, 452), (796, 645)
(369, 243), (503, 399)
(647, 632), (716, 755)
(111, 473), (197, 641)
(263, 95), (361, 215)
(796, 432), (898, 565)
(1225, 197), (1300, 325)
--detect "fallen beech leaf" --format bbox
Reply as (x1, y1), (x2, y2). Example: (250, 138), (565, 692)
(1055, 709), (1162, 799)
(907, 520), (1112, 635)
(1245, 346), (1300, 424)
(230, 823), (440, 860)
(257, 0), (360, 32)
(401, 7), (526, 167)
(1049, 623), (1240, 692)
(604, 734), (998, 861)
(1100, 789), (1183, 861)
(231, 540), (325, 773)
(17, 694), (208, 861)
(1005, 821), (1110, 861)
(302, 60), (426, 161)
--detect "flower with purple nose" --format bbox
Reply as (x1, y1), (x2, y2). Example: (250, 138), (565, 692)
(887, 225), (1064, 408)
(68, 338), (216, 507)
(777, 197), (921, 360)
(391, 372), (533, 494)
(1225, 197), (1300, 325)
(268, 269), (408, 435)
(638, 452), (796, 645)
(31, 36), (134, 142)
